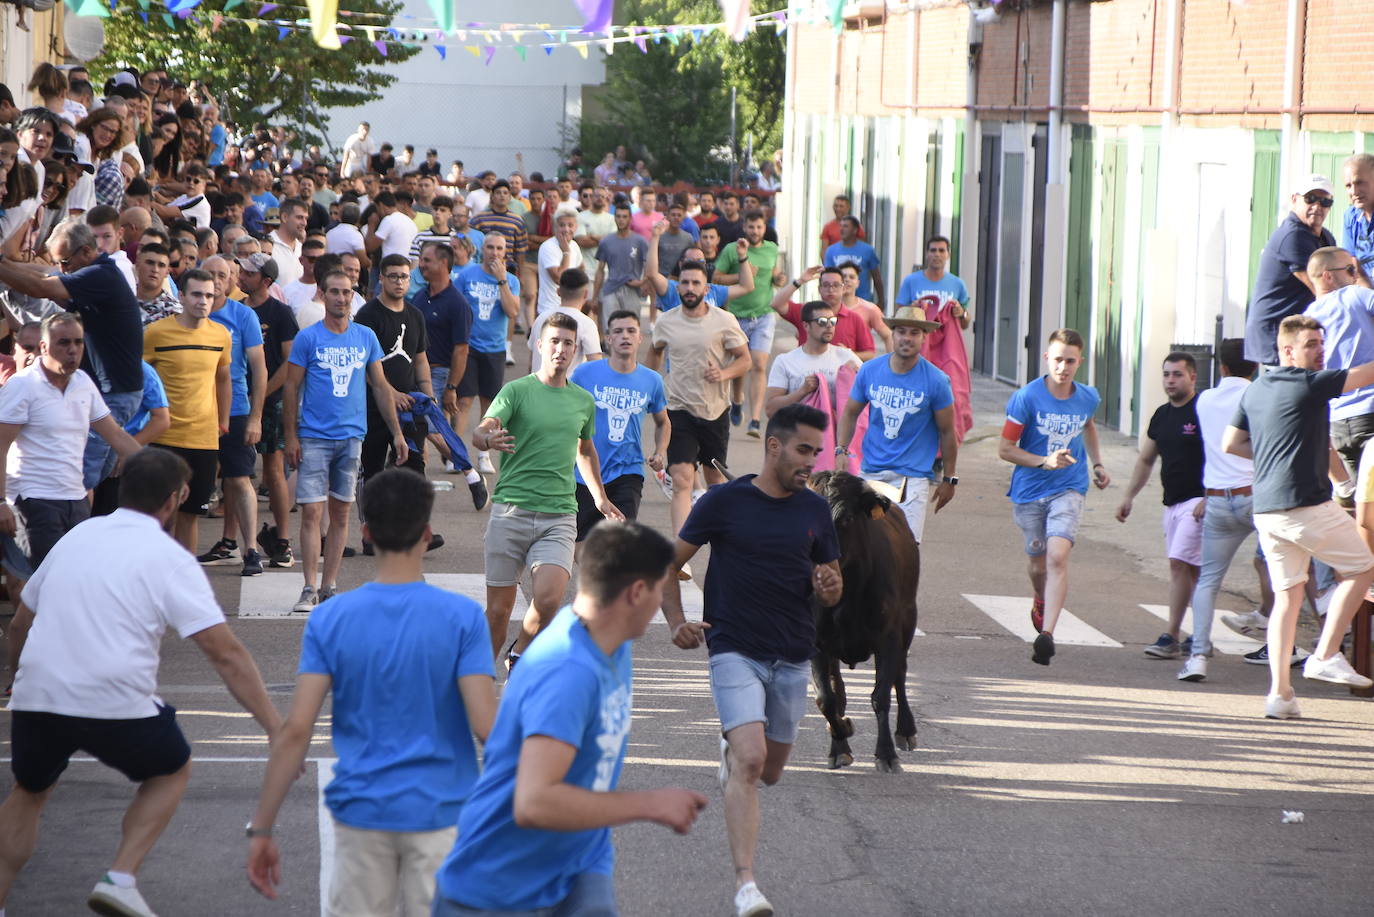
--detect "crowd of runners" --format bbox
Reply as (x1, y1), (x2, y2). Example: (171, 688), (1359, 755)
(0, 61), (1372, 917)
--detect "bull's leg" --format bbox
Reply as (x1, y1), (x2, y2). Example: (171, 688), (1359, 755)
(894, 649), (917, 751)
(871, 638), (902, 773)
(811, 653), (854, 769)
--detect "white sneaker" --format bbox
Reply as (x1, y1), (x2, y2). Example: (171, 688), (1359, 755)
(1221, 609), (1268, 640)
(718, 736), (731, 790)
(1264, 692), (1301, 720)
(677, 562), (693, 582)
(1302, 652), (1374, 688)
(733, 881), (774, 917)
(89, 875), (158, 916)
(504, 343), (516, 366)
(477, 451), (496, 474)
(292, 586), (318, 613)
(691, 488), (706, 507)
(443, 460), (461, 474)
(1177, 654), (1208, 682)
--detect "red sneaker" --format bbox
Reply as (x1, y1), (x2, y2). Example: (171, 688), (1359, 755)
(1030, 597), (1045, 634)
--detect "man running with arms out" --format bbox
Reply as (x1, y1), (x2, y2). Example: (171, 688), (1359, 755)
(998, 329), (1111, 667)
(473, 313), (624, 668)
(247, 468), (496, 916)
(663, 404), (843, 917)
(0, 449), (281, 917)
(1223, 314), (1374, 717)
(836, 306), (958, 545)
(432, 521), (707, 917)
(571, 309), (669, 543)
(284, 269), (408, 613)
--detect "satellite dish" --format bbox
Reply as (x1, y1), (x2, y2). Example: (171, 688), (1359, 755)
(64, 15), (106, 62)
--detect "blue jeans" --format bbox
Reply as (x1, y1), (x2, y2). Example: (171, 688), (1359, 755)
(431, 872), (617, 916)
(1190, 493), (1255, 656)
(82, 389), (142, 490)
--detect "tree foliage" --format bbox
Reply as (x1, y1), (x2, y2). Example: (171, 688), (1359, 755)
(91, 0), (418, 149)
(583, 0), (785, 182)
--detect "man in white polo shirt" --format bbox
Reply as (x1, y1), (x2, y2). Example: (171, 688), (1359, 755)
(0, 312), (140, 588)
(0, 448), (283, 917)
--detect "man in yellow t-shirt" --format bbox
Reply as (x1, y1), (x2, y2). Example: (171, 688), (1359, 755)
(143, 269), (232, 551)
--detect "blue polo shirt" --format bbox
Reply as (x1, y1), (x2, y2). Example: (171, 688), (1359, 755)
(1304, 284), (1374, 420)
(1342, 206), (1374, 277)
(412, 281), (474, 367)
(1245, 213), (1335, 365)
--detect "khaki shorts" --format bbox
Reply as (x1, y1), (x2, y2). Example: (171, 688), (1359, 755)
(484, 502), (577, 587)
(1253, 500), (1374, 591)
(328, 820), (456, 917)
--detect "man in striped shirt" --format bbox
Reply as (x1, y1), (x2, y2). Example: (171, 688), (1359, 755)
(470, 180), (527, 275)
(410, 195), (459, 261)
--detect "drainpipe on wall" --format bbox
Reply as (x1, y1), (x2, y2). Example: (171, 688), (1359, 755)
(1040, 0), (1069, 333)
(1278, 0), (1307, 194)
(962, 8), (981, 282)
(781, 11), (798, 271)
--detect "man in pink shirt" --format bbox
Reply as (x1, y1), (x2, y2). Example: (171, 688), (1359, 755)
(630, 187), (665, 240)
(769, 266), (875, 359)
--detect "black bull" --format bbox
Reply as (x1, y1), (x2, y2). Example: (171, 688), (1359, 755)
(808, 470), (919, 773)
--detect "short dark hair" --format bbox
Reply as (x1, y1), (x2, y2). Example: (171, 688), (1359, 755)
(720, 191), (739, 204)
(1163, 351), (1197, 373)
(606, 309), (640, 328)
(544, 311), (580, 336)
(318, 267), (350, 290)
(839, 215), (860, 230)
(138, 242), (169, 259)
(180, 267), (214, 288)
(558, 267), (589, 296)
(394, 191), (413, 207)
(819, 266), (844, 284)
(374, 191), (397, 208)
(431, 195), (454, 210)
(421, 240), (454, 268)
(766, 403), (828, 443)
(361, 468), (434, 552)
(379, 253), (411, 272)
(1217, 338), (1256, 380)
(926, 235), (951, 251)
(677, 259), (710, 279)
(278, 197), (308, 217)
(85, 204), (119, 228)
(119, 448), (191, 514)
(492, 179), (511, 192)
(1048, 328), (1085, 351)
(801, 300), (835, 324)
(743, 210), (766, 224)
(578, 521), (675, 606)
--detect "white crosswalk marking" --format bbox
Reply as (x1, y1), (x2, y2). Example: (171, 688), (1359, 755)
(238, 571), (704, 622)
(962, 594), (1123, 647)
(1137, 604), (1263, 655)
(317, 758), (336, 917)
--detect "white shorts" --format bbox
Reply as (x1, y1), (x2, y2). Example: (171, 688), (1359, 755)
(1162, 497), (1203, 566)
(1253, 501), (1374, 591)
(861, 470), (932, 544)
(327, 819), (456, 917)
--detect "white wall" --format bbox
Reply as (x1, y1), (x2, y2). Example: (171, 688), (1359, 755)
(322, 0), (605, 178)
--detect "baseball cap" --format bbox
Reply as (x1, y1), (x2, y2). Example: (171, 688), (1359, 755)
(238, 253), (278, 281)
(1292, 173), (1334, 196)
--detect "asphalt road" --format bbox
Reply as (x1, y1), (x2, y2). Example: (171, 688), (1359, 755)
(4, 333), (1373, 917)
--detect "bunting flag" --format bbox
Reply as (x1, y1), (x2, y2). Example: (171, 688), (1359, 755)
(464, 44), (479, 56)
(482, 45), (495, 65)
(426, 0), (452, 33)
(574, 0), (611, 34)
(576, 42), (589, 58)
(258, 1), (277, 12)
(276, 23), (288, 38)
(514, 45), (526, 60)
(306, 0), (340, 48)
(828, 0), (844, 30)
(718, 0), (749, 40)
(69, 0), (112, 17)
(435, 43), (445, 58)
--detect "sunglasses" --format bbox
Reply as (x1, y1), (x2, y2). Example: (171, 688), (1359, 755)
(1327, 264), (1358, 277)
(1303, 191), (1335, 208)
(810, 316), (838, 327)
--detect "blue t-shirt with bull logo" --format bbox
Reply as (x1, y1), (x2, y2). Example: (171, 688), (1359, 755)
(455, 263), (520, 354)
(287, 321), (384, 441)
(1005, 376), (1101, 503)
(849, 354), (953, 479)
(570, 360), (666, 485)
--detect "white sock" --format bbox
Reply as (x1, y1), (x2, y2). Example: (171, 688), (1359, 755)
(106, 870), (136, 888)
(465, 469), (480, 484)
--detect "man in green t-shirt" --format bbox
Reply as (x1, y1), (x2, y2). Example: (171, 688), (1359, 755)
(472, 311), (624, 669)
(715, 211), (788, 438)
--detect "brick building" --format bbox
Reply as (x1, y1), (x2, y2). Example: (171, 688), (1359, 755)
(779, 0), (1374, 432)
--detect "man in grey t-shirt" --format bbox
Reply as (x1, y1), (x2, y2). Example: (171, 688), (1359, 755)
(592, 207), (648, 328)
(655, 197), (695, 282)
(1223, 313), (1374, 719)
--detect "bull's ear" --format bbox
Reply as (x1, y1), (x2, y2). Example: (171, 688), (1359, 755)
(864, 492), (890, 519)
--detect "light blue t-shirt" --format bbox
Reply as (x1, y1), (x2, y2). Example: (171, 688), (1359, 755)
(124, 361), (168, 434)
(287, 321), (383, 441)
(1304, 284), (1374, 420)
(455, 263), (521, 354)
(571, 361), (666, 484)
(657, 282), (728, 312)
(436, 607), (633, 911)
(823, 240), (881, 300)
(298, 581), (494, 832)
(1005, 377), (1101, 503)
(849, 355), (953, 478)
(209, 298), (264, 418)
(896, 270), (969, 311)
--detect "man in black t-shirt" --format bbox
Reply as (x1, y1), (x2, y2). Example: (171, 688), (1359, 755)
(1225, 314), (1374, 719)
(660, 404), (842, 917)
(239, 254), (299, 568)
(1116, 353), (1205, 661)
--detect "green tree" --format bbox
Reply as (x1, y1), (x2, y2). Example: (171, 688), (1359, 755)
(92, 0), (417, 150)
(583, 0), (785, 182)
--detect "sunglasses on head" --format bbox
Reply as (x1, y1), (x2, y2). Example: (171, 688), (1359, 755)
(1303, 191), (1335, 208)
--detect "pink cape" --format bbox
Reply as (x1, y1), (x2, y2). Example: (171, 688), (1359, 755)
(804, 363), (867, 473)
(921, 302), (973, 442)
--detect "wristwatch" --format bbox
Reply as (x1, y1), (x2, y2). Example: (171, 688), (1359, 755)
(834, 446), (850, 457)
(942, 476), (959, 486)
(444, 384), (458, 392)
(245, 822), (272, 838)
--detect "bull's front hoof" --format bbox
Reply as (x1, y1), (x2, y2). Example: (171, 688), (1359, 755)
(874, 757), (902, 774)
(895, 733), (917, 751)
(828, 752), (854, 769)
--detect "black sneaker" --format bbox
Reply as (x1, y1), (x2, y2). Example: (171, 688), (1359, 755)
(1243, 645), (1311, 667)
(470, 478), (490, 510)
(319, 585), (338, 602)
(342, 545), (357, 558)
(426, 533), (446, 552)
(270, 539), (294, 568)
(1032, 632), (1056, 666)
(256, 523), (276, 557)
(362, 540), (375, 557)
(241, 550), (264, 577)
(197, 538), (239, 565)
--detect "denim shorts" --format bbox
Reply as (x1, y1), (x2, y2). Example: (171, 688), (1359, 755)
(708, 651), (810, 744)
(82, 389), (142, 490)
(736, 313), (776, 354)
(296, 437), (362, 504)
(1011, 490), (1085, 556)
(431, 871), (617, 917)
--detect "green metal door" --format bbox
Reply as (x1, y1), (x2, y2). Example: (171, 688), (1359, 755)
(1133, 130), (1161, 435)
(1310, 132), (1357, 246)
(1065, 125), (1095, 341)
(1249, 131), (1282, 296)
(951, 123), (964, 274)
(1093, 139), (1128, 429)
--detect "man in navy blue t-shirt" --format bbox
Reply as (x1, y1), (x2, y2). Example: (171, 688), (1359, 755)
(662, 404), (842, 917)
